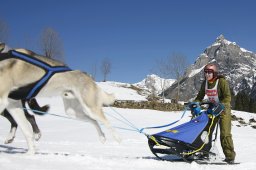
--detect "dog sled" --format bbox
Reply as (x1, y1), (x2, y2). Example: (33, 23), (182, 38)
(147, 102), (224, 163)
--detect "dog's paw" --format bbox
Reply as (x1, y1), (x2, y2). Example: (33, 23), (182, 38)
(99, 136), (106, 143)
(25, 145), (36, 155)
(114, 134), (122, 144)
(25, 149), (36, 155)
(4, 137), (15, 144)
(4, 127), (17, 144)
(34, 132), (42, 141)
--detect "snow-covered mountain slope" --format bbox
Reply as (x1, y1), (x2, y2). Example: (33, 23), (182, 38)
(97, 81), (148, 101)
(134, 74), (175, 95)
(98, 74), (175, 101)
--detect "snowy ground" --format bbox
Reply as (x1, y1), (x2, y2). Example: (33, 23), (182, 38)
(0, 82), (256, 170)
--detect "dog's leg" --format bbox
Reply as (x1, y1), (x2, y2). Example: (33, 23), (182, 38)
(77, 97), (121, 143)
(22, 100), (42, 141)
(0, 94), (9, 114)
(92, 108), (121, 143)
(92, 88), (121, 142)
(2, 107), (41, 143)
(24, 111), (41, 141)
(87, 118), (106, 143)
(7, 100), (35, 154)
(68, 85), (121, 143)
(8, 108), (36, 154)
(62, 97), (106, 143)
(5, 126), (17, 144)
(2, 109), (18, 144)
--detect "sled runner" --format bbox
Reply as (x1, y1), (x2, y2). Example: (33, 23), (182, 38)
(148, 102), (224, 162)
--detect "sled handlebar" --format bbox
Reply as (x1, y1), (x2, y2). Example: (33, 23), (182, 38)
(185, 101), (225, 117)
(200, 101), (216, 107)
(184, 101), (215, 107)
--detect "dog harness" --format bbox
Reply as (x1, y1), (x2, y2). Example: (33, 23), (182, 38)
(1, 50), (71, 100)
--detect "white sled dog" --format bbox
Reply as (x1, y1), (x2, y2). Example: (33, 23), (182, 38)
(0, 45), (120, 154)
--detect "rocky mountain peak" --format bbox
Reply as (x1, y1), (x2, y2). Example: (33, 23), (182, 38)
(164, 35), (256, 108)
(216, 34), (225, 43)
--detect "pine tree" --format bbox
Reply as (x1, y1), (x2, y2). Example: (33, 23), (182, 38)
(249, 99), (256, 113)
(235, 91), (250, 112)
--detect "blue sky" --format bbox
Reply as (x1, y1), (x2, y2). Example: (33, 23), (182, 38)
(1, 0), (256, 83)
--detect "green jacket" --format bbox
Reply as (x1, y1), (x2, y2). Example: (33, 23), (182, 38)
(194, 77), (231, 107)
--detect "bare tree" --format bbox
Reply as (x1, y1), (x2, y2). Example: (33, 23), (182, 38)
(101, 57), (111, 82)
(155, 57), (173, 102)
(39, 27), (65, 62)
(91, 61), (98, 81)
(154, 53), (188, 102)
(168, 53), (188, 101)
(0, 18), (9, 43)
(145, 75), (158, 101)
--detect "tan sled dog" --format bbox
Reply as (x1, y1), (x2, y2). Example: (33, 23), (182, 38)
(0, 44), (120, 154)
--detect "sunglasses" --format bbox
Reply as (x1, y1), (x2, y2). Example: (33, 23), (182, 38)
(204, 70), (214, 74)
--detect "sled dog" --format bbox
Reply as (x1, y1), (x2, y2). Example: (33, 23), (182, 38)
(0, 45), (120, 154)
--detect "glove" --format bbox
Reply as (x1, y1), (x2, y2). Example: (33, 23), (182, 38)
(188, 102), (201, 116)
(212, 103), (225, 116)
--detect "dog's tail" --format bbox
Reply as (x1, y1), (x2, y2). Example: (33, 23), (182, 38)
(100, 88), (115, 106)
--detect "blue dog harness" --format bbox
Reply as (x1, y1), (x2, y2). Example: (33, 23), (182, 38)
(1, 50), (71, 100)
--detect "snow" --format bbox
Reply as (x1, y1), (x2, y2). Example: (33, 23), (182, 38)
(98, 81), (148, 101)
(188, 65), (205, 78)
(240, 48), (253, 54)
(1, 82), (256, 170)
(211, 42), (221, 47)
(223, 39), (234, 45)
(134, 74), (176, 95)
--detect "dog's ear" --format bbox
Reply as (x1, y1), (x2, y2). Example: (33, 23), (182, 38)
(0, 43), (11, 53)
(0, 43), (5, 52)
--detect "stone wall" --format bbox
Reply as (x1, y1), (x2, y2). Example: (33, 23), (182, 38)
(111, 100), (184, 111)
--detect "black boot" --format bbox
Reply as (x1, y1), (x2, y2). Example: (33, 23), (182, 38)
(224, 158), (235, 164)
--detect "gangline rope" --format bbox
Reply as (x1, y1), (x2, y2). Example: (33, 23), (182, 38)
(22, 106), (188, 136)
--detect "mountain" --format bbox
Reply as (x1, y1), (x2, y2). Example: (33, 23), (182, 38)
(97, 81), (148, 101)
(98, 74), (175, 101)
(164, 35), (256, 109)
(134, 74), (176, 95)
